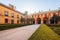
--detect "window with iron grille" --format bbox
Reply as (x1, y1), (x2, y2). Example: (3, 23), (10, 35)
(5, 11), (8, 16)
(17, 15), (19, 18)
(5, 19), (8, 23)
(11, 13), (14, 18)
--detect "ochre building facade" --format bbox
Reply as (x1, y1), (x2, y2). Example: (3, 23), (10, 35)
(0, 3), (60, 24)
(0, 3), (25, 24)
(29, 10), (60, 24)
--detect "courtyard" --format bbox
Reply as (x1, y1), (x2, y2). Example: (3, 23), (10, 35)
(0, 24), (40, 40)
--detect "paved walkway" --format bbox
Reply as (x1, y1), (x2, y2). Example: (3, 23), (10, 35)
(0, 24), (40, 40)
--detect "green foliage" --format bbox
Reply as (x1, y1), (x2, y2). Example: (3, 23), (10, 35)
(28, 24), (60, 40)
(47, 24), (60, 27)
(50, 14), (60, 24)
(24, 11), (28, 15)
(0, 24), (27, 31)
(27, 18), (35, 24)
(20, 17), (25, 23)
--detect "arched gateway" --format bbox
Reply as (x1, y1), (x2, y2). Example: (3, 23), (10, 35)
(37, 18), (41, 24)
(32, 18), (35, 24)
(43, 17), (48, 24)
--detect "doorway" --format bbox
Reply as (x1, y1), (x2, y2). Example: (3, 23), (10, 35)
(37, 18), (41, 24)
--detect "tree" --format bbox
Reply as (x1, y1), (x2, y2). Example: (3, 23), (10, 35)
(20, 17), (25, 24)
(50, 14), (60, 24)
(24, 11), (29, 24)
(57, 16), (60, 25)
(24, 11), (28, 15)
(26, 18), (35, 24)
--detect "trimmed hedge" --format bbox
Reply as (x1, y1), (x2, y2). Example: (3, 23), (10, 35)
(47, 24), (60, 27)
(0, 24), (30, 31)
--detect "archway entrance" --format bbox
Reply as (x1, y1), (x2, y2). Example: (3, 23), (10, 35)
(44, 20), (46, 24)
(50, 20), (58, 24)
(37, 18), (41, 24)
(33, 20), (35, 24)
(43, 17), (48, 24)
(32, 18), (35, 24)
(50, 20), (54, 24)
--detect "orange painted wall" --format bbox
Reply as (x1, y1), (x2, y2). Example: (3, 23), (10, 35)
(31, 10), (60, 24)
(0, 5), (25, 24)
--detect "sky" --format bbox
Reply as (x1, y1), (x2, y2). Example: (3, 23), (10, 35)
(0, 0), (60, 14)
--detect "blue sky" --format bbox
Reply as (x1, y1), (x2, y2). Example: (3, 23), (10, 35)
(0, 0), (60, 14)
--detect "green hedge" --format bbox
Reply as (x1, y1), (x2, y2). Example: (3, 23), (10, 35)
(47, 24), (60, 27)
(0, 24), (29, 31)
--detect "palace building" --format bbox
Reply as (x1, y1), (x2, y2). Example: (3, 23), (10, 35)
(0, 3), (25, 24)
(29, 10), (60, 24)
(0, 3), (60, 24)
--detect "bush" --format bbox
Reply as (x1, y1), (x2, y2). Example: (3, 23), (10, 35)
(0, 24), (29, 31)
(47, 24), (60, 27)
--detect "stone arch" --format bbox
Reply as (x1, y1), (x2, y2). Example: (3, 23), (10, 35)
(32, 18), (35, 24)
(43, 17), (48, 24)
(37, 18), (41, 24)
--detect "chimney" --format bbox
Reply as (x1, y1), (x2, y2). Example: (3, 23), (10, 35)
(9, 4), (16, 10)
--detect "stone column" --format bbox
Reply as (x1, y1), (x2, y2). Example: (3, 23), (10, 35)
(48, 20), (50, 24)
(35, 19), (37, 24)
(41, 20), (43, 24)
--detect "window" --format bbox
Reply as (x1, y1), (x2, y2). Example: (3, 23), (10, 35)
(11, 20), (14, 24)
(11, 13), (14, 18)
(5, 19), (8, 23)
(5, 11), (8, 16)
(17, 20), (19, 23)
(17, 15), (19, 18)
(38, 15), (39, 18)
